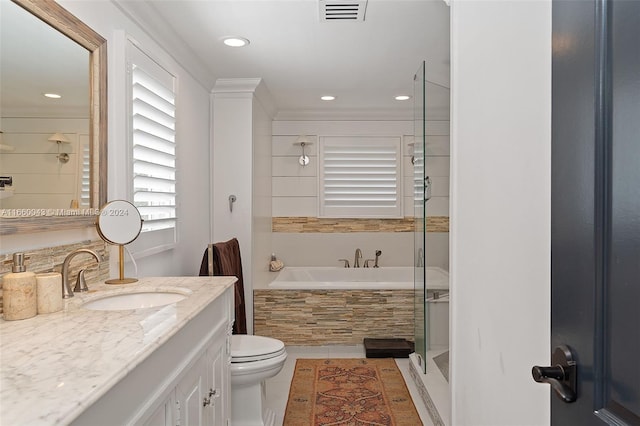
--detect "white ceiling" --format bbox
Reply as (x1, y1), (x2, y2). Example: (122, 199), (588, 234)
(119, 0), (451, 120)
(1, 0), (450, 121)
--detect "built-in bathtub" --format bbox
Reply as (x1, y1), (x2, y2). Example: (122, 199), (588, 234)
(253, 266), (449, 346)
(269, 266), (449, 291)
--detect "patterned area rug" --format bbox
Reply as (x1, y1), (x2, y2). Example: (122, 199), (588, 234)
(284, 358), (422, 425)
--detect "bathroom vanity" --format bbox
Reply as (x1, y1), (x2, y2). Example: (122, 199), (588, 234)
(0, 276), (235, 425)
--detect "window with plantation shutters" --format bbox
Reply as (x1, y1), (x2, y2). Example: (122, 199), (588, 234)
(127, 42), (177, 248)
(319, 136), (402, 218)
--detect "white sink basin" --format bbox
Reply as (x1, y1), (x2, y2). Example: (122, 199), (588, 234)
(83, 291), (187, 311)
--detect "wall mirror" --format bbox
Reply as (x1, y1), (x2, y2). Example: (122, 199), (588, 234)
(0, 0), (107, 235)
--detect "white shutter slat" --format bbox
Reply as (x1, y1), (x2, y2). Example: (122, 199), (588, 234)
(132, 84), (175, 117)
(133, 147), (175, 168)
(133, 130), (175, 154)
(132, 66), (174, 104)
(133, 114), (175, 142)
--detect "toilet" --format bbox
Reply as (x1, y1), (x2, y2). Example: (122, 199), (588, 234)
(230, 334), (287, 426)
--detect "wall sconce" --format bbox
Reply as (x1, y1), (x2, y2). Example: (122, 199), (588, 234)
(294, 135), (313, 167)
(48, 132), (70, 163)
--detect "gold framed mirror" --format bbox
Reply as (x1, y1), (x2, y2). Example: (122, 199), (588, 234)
(0, 0), (107, 235)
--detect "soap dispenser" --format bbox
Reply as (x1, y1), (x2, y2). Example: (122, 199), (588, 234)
(2, 252), (37, 320)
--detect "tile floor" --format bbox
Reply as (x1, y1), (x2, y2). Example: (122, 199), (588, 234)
(264, 345), (438, 426)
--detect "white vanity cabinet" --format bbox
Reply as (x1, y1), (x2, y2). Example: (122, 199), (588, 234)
(146, 326), (230, 426)
(69, 283), (233, 426)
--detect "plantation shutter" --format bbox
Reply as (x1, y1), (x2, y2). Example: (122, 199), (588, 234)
(129, 43), (176, 236)
(319, 136), (402, 218)
(79, 135), (90, 207)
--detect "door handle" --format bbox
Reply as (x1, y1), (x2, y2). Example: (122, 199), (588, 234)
(532, 345), (577, 403)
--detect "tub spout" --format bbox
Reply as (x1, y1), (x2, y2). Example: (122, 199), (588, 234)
(354, 248), (362, 268)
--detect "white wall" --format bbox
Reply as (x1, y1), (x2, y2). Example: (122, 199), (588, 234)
(211, 78), (275, 332)
(0, 118), (88, 209)
(0, 0), (213, 278)
(211, 93), (254, 288)
(252, 95), (273, 316)
(450, 0), (551, 424)
(270, 120), (450, 271)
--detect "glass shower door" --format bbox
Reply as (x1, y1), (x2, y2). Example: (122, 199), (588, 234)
(413, 61), (427, 373)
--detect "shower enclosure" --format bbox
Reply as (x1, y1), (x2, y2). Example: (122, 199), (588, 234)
(413, 61), (450, 374)
(413, 61), (427, 373)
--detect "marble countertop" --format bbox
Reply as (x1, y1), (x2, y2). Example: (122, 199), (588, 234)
(0, 276), (235, 425)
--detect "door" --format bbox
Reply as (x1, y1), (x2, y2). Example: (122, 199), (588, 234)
(143, 393), (175, 426)
(549, 0), (640, 424)
(207, 336), (228, 425)
(175, 354), (207, 426)
(414, 60), (427, 373)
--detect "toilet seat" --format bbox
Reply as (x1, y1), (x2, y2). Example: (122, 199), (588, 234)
(231, 335), (286, 363)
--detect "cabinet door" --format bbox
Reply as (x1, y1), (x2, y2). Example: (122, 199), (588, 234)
(142, 393), (175, 426)
(175, 355), (207, 426)
(207, 338), (229, 426)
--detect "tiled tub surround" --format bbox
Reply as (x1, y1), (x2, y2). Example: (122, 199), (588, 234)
(254, 288), (415, 345)
(0, 276), (235, 425)
(254, 267), (449, 345)
(0, 239), (110, 314)
(272, 216), (450, 233)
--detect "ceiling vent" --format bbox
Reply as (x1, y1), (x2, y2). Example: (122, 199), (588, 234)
(319, 0), (368, 22)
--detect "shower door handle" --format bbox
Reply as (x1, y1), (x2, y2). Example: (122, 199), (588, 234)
(424, 176), (432, 201)
(531, 345), (577, 403)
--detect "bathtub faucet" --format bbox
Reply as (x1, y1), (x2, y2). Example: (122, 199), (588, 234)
(374, 250), (382, 268)
(354, 248), (362, 268)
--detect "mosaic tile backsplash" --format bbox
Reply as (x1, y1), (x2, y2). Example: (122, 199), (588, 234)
(0, 240), (110, 314)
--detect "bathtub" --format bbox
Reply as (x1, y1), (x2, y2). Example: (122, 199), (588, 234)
(269, 266), (449, 290)
(256, 266), (449, 345)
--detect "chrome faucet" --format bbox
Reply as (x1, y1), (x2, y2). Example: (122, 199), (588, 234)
(61, 248), (101, 298)
(354, 248), (362, 268)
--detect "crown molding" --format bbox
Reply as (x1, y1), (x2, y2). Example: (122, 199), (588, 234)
(213, 78), (277, 119)
(212, 78), (263, 94)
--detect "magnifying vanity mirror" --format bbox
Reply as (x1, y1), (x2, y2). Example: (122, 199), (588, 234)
(0, 0), (107, 235)
(96, 200), (143, 285)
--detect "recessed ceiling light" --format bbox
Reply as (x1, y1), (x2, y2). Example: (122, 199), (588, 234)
(43, 93), (62, 99)
(395, 95), (411, 101)
(321, 95), (336, 101)
(223, 37), (250, 47)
